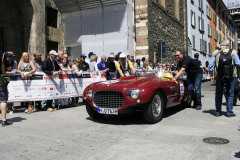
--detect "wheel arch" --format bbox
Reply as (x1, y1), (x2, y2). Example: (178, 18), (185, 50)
(155, 88), (167, 109)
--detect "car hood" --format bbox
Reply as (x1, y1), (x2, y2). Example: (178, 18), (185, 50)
(92, 75), (160, 90)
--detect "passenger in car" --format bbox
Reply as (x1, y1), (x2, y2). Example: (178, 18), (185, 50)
(116, 53), (136, 78)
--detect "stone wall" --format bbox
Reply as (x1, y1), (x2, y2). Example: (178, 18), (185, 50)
(135, 0), (149, 60)
(148, 0), (187, 64)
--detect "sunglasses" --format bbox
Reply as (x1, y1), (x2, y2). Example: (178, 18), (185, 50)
(175, 55), (180, 57)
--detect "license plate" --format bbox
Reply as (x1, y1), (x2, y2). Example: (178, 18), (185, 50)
(97, 108), (118, 115)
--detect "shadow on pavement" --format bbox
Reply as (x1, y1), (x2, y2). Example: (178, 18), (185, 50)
(202, 109), (227, 116)
(0, 117), (26, 123)
(86, 105), (186, 125)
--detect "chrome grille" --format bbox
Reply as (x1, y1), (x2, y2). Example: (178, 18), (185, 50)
(93, 90), (124, 108)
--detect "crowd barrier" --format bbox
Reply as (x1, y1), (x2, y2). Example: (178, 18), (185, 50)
(7, 72), (106, 102)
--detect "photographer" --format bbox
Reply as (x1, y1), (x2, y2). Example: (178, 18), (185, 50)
(0, 52), (13, 126)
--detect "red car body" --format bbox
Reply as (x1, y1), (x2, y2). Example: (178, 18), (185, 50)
(83, 73), (189, 123)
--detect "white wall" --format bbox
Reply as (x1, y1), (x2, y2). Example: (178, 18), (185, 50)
(61, 1), (135, 61)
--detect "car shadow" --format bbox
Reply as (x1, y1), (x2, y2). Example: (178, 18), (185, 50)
(163, 105), (186, 118)
(86, 105), (186, 125)
(86, 111), (148, 125)
(0, 117), (27, 123)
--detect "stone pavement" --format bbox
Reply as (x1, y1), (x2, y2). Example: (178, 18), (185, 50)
(0, 81), (240, 160)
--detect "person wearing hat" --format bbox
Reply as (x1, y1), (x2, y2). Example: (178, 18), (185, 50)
(4, 51), (17, 76)
(172, 49), (203, 110)
(106, 53), (116, 80)
(79, 54), (89, 71)
(209, 40), (240, 117)
(0, 51), (15, 126)
(116, 53), (136, 78)
(42, 50), (62, 111)
(85, 52), (94, 65)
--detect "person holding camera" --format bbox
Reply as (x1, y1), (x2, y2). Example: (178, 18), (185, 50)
(0, 52), (13, 126)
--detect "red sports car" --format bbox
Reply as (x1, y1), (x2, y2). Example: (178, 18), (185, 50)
(83, 72), (189, 123)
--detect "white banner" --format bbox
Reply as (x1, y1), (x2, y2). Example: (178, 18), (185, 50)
(7, 72), (106, 102)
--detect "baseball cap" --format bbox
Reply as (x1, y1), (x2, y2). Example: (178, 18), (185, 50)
(81, 54), (86, 58)
(88, 52), (94, 57)
(119, 53), (126, 58)
(49, 50), (58, 56)
(4, 51), (14, 57)
(109, 54), (115, 58)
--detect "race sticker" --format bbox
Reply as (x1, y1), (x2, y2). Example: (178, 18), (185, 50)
(180, 82), (184, 95)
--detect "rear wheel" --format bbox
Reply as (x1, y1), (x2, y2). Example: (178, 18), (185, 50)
(86, 103), (104, 119)
(143, 91), (164, 123)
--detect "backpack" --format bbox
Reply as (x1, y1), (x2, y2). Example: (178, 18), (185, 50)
(217, 49), (233, 82)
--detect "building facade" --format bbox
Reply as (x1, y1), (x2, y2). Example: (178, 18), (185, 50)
(223, 0), (240, 53)
(188, 0), (210, 67)
(208, 0), (238, 54)
(54, 0), (187, 63)
(0, 0), (65, 60)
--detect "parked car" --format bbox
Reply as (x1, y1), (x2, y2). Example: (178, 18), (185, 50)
(83, 71), (190, 123)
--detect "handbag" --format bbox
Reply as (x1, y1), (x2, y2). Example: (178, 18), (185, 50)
(0, 53), (10, 87)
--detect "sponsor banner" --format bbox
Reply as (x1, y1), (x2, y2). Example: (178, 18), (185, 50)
(8, 71), (106, 102)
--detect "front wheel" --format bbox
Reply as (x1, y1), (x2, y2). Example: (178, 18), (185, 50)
(143, 91), (164, 123)
(86, 103), (104, 119)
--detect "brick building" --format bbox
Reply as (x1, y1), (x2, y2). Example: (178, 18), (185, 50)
(0, 0), (65, 60)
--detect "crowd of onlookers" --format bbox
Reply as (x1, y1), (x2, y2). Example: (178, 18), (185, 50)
(4, 50), (209, 114)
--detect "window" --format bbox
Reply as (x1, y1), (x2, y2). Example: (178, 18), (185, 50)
(191, 11), (196, 27)
(213, 12), (216, 25)
(209, 42), (212, 55)
(219, 33), (221, 43)
(175, 0), (180, 20)
(208, 24), (212, 37)
(206, 5), (209, 17)
(158, 0), (166, 8)
(199, 0), (203, 11)
(199, 16), (204, 31)
(191, 0), (194, 4)
(214, 29), (218, 41)
(219, 19), (222, 30)
(192, 35), (195, 49)
(47, 7), (58, 28)
(204, 40), (207, 53)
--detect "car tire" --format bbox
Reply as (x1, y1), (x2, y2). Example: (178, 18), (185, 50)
(143, 91), (164, 124)
(86, 103), (104, 119)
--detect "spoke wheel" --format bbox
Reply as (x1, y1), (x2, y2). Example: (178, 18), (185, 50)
(143, 91), (164, 123)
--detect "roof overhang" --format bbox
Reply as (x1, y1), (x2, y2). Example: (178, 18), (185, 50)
(53, 0), (127, 13)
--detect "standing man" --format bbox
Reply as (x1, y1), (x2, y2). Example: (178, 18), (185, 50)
(0, 52), (13, 126)
(42, 50), (62, 111)
(85, 52), (94, 65)
(209, 40), (240, 117)
(172, 50), (203, 110)
(97, 55), (109, 73)
(33, 51), (43, 71)
(79, 54), (89, 71)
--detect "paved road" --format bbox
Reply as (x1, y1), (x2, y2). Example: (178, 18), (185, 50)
(0, 81), (240, 160)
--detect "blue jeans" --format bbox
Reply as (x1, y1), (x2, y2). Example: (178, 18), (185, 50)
(215, 76), (235, 115)
(186, 73), (203, 107)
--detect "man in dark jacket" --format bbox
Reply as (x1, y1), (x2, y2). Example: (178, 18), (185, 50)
(106, 53), (116, 80)
(42, 50), (62, 111)
(172, 50), (203, 110)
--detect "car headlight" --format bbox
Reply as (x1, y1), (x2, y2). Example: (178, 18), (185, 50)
(127, 89), (140, 99)
(87, 89), (92, 98)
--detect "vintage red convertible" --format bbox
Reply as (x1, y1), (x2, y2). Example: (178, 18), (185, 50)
(83, 72), (189, 123)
